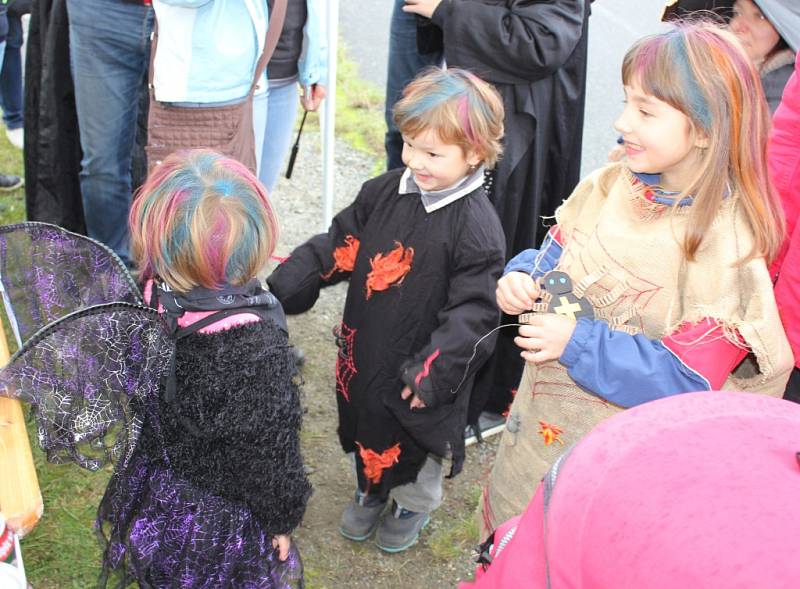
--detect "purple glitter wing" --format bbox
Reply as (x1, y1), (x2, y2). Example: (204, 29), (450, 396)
(0, 222), (141, 345)
(0, 302), (171, 470)
(99, 456), (305, 588)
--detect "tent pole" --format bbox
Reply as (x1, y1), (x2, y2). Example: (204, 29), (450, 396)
(321, 0), (339, 230)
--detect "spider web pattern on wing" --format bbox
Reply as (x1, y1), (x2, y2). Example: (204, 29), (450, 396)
(0, 222), (141, 345)
(0, 303), (171, 470)
(98, 452), (305, 589)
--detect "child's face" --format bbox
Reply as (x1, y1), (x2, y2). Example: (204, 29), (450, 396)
(401, 129), (481, 192)
(614, 82), (706, 191)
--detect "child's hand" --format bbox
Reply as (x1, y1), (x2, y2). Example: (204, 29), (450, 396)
(402, 0), (442, 19)
(514, 314), (576, 364)
(401, 385), (427, 410)
(272, 534), (291, 561)
(497, 272), (541, 315)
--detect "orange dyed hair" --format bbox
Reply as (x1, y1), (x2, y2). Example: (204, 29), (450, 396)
(622, 23), (784, 263)
(393, 67), (505, 169)
(129, 150), (279, 292)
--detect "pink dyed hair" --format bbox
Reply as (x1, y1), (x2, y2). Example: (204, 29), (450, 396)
(622, 23), (784, 263)
(393, 67), (505, 169)
(129, 150), (279, 292)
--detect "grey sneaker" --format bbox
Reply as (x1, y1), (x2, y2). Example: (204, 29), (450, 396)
(464, 411), (507, 446)
(339, 491), (387, 541)
(374, 502), (430, 553)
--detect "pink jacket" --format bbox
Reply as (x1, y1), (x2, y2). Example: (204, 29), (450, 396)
(771, 59), (800, 368)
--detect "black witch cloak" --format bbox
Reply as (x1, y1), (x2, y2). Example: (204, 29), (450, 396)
(421, 0), (591, 418)
(268, 169), (505, 495)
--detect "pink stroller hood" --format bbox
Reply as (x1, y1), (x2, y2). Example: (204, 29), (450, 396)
(463, 391), (800, 589)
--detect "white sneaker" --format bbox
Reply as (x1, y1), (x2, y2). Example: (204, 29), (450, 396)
(6, 127), (23, 150)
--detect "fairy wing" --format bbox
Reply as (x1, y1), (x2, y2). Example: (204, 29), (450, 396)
(0, 222), (141, 345)
(0, 302), (171, 471)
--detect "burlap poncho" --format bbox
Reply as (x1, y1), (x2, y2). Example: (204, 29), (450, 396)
(482, 163), (793, 535)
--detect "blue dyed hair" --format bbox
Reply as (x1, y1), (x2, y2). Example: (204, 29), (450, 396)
(129, 150), (279, 292)
(393, 67), (505, 168)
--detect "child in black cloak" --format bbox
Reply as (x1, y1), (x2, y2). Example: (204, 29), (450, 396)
(268, 67), (506, 553)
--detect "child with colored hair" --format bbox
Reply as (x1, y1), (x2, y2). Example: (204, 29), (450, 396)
(268, 68), (506, 552)
(0, 149), (310, 587)
(112, 150), (310, 586)
(482, 23), (793, 536)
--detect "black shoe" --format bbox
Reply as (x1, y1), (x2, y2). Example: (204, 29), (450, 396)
(464, 411), (507, 446)
(0, 173), (23, 191)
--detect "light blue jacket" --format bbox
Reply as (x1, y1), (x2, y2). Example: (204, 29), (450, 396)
(153, 0), (327, 104)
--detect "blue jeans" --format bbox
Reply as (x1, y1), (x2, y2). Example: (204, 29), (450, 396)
(384, 0), (442, 170)
(253, 81), (299, 195)
(0, 14), (23, 130)
(67, 0), (153, 264)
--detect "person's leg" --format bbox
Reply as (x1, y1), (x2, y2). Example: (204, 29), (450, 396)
(0, 34), (20, 190)
(339, 452), (388, 541)
(384, 0), (442, 171)
(0, 14), (24, 133)
(67, 0), (153, 263)
(375, 455), (441, 552)
(257, 81), (298, 195)
(388, 455), (443, 514)
(252, 90), (268, 179)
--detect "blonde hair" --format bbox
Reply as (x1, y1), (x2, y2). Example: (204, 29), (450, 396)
(393, 67), (505, 169)
(622, 23), (784, 263)
(129, 150), (279, 292)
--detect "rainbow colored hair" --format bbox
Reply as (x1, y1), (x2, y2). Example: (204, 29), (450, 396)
(393, 67), (505, 169)
(129, 150), (279, 292)
(622, 23), (784, 263)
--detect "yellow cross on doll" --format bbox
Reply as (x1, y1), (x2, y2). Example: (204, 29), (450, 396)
(519, 270), (594, 325)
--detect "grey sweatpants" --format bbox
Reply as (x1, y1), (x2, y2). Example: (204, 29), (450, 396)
(350, 453), (444, 514)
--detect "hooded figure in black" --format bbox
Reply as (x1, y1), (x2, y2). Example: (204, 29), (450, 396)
(407, 0), (591, 420)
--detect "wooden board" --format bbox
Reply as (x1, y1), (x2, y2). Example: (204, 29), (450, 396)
(0, 317), (43, 537)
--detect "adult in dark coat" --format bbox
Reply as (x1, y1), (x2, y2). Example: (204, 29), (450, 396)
(24, 0), (149, 236)
(408, 0), (590, 418)
(24, 0), (84, 232)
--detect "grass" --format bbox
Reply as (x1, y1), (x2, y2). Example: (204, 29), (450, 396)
(303, 43), (386, 176)
(426, 485), (481, 562)
(1, 46), (387, 588)
(0, 134), (24, 227)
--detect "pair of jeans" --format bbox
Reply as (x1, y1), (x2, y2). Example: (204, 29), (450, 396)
(67, 0), (153, 264)
(252, 80), (299, 196)
(384, 0), (443, 171)
(0, 13), (23, 130)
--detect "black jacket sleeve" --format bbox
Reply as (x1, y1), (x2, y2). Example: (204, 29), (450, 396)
(400, 200), (506, 408)
(267, 174), (387, 314)
(430, 0), (586, 84)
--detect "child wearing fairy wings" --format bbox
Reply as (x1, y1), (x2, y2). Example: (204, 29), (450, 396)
(0, 150), (310, 588)
(482, 24), (794, 538)
(268, 68), (506, 553)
